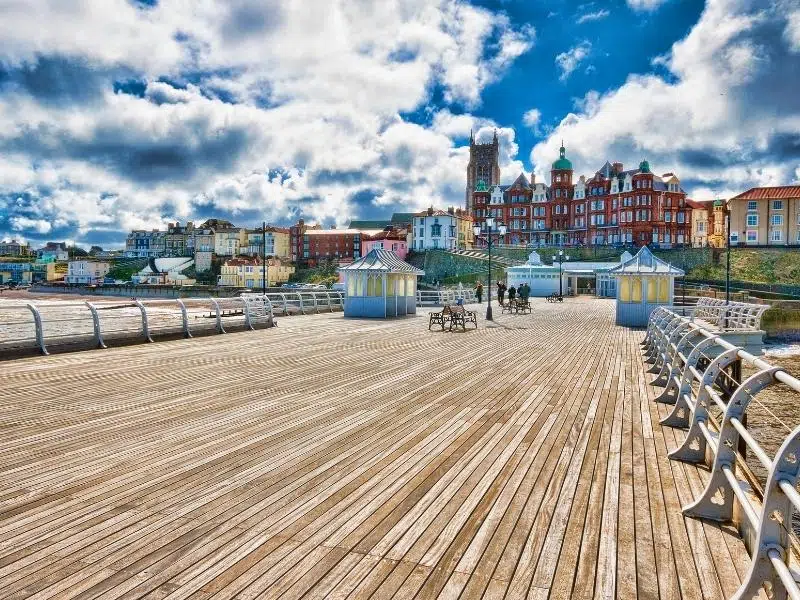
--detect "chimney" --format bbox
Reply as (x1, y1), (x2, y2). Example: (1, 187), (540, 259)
(531, 172), (536, 185)
(427, 207), (434, 216)
(613, 162), (623, 174)
(447, 206), (454, 215)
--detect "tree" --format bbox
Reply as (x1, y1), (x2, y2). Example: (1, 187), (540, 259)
(89, 245), (103, 255)
(68, 245), (88, 258)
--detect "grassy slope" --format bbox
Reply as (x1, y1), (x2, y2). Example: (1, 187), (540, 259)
(688, 249), (800, 285)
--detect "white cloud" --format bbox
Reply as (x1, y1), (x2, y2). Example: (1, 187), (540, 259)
(555, 41), (592, 81)
(786, 10), (800, 52)
(627, 0), (669, 11)
(10, 216), (52, 234)
(577, 9), (610, 24)
(531, 0), (800, 196)
(522, 108), (542, 135)
(0, 0), (535, 244)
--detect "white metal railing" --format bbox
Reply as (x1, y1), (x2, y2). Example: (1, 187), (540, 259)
(415, 288), (490, 306)
(643, 304), (800, 600)
(0, 291), (345, 356)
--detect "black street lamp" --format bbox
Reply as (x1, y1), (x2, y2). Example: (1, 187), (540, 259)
(724, 212), (731, 328)
(473, 217), (507, 321)
(555, 249), (570, 298)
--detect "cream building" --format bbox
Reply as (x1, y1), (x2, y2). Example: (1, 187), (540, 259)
(65, 260), (111, 284)
(687, 200), (711, 247)
(218, 258), (295, 288)
(728, 186), (800, 246)
(214, 228), (246, 256)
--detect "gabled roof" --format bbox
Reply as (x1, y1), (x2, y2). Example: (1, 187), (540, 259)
(338, 249), (424, 274)
(509, 173), (531, 189)
(730, 186), (800, 201)
(609, 246), (684, 276)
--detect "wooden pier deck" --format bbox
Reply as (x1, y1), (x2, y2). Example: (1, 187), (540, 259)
(0, 298), (759, 599)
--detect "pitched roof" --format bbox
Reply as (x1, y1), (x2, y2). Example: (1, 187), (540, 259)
(685, 199), (712, 209)
(348, 219), (392, 229)
(391, 213), (415, 224)
(609, 246), (684, 276)
(338, 249), (424, 274)
(304, 228), (384, 236)
(729, 186), (800, 201)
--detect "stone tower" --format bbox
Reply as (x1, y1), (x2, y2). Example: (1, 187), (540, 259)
(465, 129), (500, 213)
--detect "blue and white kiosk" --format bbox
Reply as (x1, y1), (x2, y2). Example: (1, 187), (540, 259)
(339, 249), (424, 318)
(609, 246), (684, 326)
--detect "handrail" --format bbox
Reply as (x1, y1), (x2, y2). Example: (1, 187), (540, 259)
(0, 291), (344, 357)
(644, 305), (800, 599)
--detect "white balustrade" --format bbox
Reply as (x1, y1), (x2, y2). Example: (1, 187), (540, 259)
(0, 291), (345, 356)
(644, 303), (800, 600)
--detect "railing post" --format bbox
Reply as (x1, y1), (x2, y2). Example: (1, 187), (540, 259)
(278, 293), (288, 315)
(85, 301), (107, 349)
(312, 293), (319, 314)
(669, 347), (740, 464)
(242, 297), (255, 331)
(682, 366), (782, 522)
(660, 336), (718, 427)
(654, 328), (706, 404)
(731, 425), (800, 600)
(650, 321), (695, 384)
(133, 299), (153, 342)
(210, 298), (225, 333)
(26, 303), (48, 355)
(176, 299), (192, 338)
(295, 292), (305, 315)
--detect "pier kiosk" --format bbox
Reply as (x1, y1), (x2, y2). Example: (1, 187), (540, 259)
(339, 249), (424, 318)
(609, 246), (684, 327)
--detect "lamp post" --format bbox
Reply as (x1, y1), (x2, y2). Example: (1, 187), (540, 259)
(261, 221), (267, 295)
(473, 217), (507, 320)
(555, 249), (570, 298)
(724, 213), (731, 328)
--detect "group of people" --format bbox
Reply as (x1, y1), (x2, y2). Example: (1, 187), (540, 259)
(473, 281), (530, 305)
(496, 281), (530, 306)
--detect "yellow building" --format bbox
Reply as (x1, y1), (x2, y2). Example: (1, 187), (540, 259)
(218, 258), (295, 288)
(708, 199), (729, 248)
(243, 227), (291, 259)
(687, 200), (711, 247)
(728, 186), (800, 246)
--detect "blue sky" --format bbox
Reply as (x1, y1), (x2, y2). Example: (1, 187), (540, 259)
(0, 0), (798, 248)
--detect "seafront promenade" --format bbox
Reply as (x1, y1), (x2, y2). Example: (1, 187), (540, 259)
(0, 299), (762, 599)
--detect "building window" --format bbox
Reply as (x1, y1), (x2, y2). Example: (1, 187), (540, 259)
(771, 230), (783, 242)
(747, 201), (758, 211)
(773, 200), (783, 210)
(771, 214), (783, 226)
(746, 230), (758, 243)
(730, 232), (739, 243)
(746, 214), (758, 227)
(431, 224), (441, 237)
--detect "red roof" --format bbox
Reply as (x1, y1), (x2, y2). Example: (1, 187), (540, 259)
(730, 186), (800, 201)
(685, 199), (712, 209)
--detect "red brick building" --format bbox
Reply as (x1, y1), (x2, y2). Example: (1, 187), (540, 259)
(467, 143), (692, 248)
(290, 220), (383, 266)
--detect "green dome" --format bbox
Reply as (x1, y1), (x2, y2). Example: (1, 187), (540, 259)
(552, 145), (572, 171)
(475, 179), (488, 192)
(714, 198), (724, 206)
(639, 159), (650, 173)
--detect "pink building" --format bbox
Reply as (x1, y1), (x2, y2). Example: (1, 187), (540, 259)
(361, 230), (408, 260)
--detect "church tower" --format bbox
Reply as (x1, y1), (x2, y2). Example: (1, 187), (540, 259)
(465, 130), (500, 213)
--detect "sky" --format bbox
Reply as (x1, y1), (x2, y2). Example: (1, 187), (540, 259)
(0, 0), (798, 249)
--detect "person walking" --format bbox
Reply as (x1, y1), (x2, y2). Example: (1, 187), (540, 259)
(497, 281), (505, 306)
(507, 285), (516, 304)
(476, 281), (483, 303)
